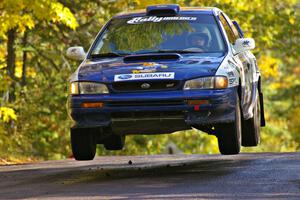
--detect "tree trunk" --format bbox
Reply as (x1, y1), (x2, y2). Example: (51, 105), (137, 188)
(22, 31), (28, 86)
(6, 29), (17, 102)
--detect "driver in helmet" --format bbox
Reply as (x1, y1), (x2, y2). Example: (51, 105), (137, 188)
(187, 33), (209, 51)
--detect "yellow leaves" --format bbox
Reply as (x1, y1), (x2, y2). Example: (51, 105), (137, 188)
(0, 107), (17, 123)
(219, 0), (234, 4)
(115, 0), (185, 11)
(258, 55), (280, 79)
(14, 61), (23, 79)
(289, 17), (295, 24)
(0, 0), (78, 36)
(8, 14), (36, 34)
(257, 55), (299, 90)
(0, 45), (6, 69)
(0, 0), (33, 35)
(50, 2), (78, 30)
(133, 0), (174, 8)
(26, 67), (37, 78)
(20, 14), (35, 31)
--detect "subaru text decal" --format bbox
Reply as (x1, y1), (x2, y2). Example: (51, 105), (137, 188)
(127, 16), (197, 24)
(114, 72), (175, 82)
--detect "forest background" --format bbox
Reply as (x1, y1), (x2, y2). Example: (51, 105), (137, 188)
(0, 0), (299, 163)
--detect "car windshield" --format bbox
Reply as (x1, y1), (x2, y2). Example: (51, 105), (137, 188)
(90, 14), (225, 57)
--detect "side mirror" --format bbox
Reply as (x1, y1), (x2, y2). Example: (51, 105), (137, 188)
(66, 46), (86, 61)
(233, 38), (255, 54)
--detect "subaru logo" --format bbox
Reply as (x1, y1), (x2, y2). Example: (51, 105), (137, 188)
(141, 83), (151, 89)
(118, 74), (132, 80)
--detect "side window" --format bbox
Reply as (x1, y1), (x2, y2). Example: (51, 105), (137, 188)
(232, 20), (244, 38)
(231, 23), (241, 39)
(219, 13), (238, 44)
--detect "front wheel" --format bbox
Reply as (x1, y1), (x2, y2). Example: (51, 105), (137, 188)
(216, 95), (242, 155)
(71, 128), (97, 161)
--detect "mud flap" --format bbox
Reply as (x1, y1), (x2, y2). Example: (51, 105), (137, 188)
(259, 91), (266, 127)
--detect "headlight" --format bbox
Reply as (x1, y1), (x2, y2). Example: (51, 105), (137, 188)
(70, 82), (109, 94)
(184, 76), (228, 90)
(70, 82), (79, 94)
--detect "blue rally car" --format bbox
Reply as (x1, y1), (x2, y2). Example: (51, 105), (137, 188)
(67, 5), (265, 160)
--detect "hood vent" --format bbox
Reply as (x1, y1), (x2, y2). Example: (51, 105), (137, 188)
(146, 5), (180, 16)
(123, 53), (181, 63)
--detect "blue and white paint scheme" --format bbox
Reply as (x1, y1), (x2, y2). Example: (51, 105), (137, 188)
(67, 5), (265, 139)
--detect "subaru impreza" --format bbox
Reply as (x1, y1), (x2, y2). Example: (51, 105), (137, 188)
(67, 5), (265, 160)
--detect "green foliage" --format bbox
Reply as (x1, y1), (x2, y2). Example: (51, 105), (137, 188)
(0, 0), (299, 162)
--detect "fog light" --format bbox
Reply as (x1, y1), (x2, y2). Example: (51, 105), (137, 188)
(81, 102), (103, 108)
(187, 100), (209, 105)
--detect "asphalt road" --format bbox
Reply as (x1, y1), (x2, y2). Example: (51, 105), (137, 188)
(0, 153), (300, 200)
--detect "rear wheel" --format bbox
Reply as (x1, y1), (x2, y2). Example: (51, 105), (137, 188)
(216, 95), (241, 155)
(103, 134), (125, 150)
(71, 128), (97, 161)
(242, 90), (261, 146)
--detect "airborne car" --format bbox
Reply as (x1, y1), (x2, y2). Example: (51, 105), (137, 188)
(67, 5), (265, 160)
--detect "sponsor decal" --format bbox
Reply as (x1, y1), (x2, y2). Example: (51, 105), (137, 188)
(229, 78), (236, 85)
(227, 71), (235, 77)
(242, 40), (250, 47)
(114, 72), (175, 82)
(127, 16), (197, 24)
(132, 63), (169, 73)
(132, 69), (156, 74)
(132, 70), (140, 74)
(117, 74), (133, 80)
(143, 62), (158, 67)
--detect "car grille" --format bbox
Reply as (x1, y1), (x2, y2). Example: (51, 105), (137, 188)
(106, 100), (184, 107)
(112, 80), (180, 92)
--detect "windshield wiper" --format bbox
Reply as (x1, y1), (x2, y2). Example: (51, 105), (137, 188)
(90, 52), (128, 58)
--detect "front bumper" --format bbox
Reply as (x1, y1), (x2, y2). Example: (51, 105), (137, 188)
(69, 87), (238, 134)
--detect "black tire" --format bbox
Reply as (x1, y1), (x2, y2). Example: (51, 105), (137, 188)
(71, 128), (97, 161)
(242, 90), (261, 146)
(217, 95), (242, 155)
(104, 135), (125, 150)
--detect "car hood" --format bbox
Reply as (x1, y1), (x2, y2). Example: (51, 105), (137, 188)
(76, 54), (225, 83)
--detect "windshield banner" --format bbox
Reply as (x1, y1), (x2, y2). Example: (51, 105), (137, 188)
(127, 16), (197, 24)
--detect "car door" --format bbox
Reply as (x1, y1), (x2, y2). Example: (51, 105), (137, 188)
(219, 13), (253, 118)
(231, 20), (259, 118)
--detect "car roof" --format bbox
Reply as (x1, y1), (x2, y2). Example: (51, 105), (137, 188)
(113, 7), (221, 19)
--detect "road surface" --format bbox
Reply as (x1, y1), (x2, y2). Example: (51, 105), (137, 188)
(0, 153), (300, 199)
